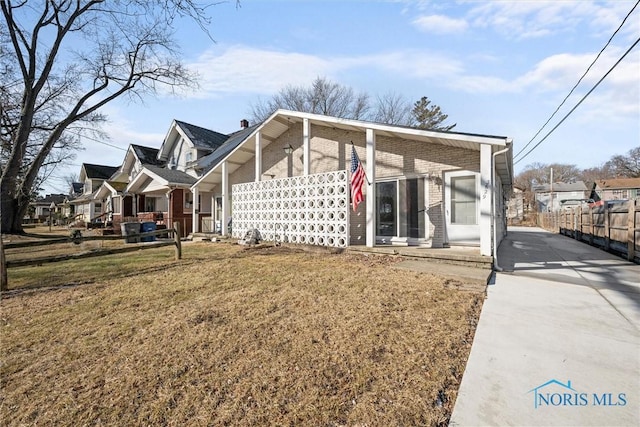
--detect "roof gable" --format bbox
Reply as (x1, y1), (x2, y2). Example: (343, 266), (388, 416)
(131, 144), (162, 165)
(195, 124), (261, 173)
(175, 120), (228, 151)
(81, 163), (118, 180)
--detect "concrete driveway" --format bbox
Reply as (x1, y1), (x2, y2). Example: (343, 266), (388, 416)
(450, 226), (640, 426)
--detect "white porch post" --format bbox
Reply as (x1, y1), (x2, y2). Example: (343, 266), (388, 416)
(166, 191), (171, 226)
(303, 118), (310, 176)
(211, 194), (216, 231)
(365, 128), (376, 248)
(221, 161), (230, 237)
(192, 187), (199, 233)
(132, 195), (137, 217)
(255, 132), (262, 182)
(480, 144), (492, 256)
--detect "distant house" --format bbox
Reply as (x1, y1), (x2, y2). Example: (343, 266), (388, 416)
(93, 144), (164, 228)
(30, 193), (66, 223)
(121, 121), (254, 235)
(69, 163), (118, 222)
(533, 181), (589, 212)
(595, 178), (640, 201)
(507, 186), (525, 222)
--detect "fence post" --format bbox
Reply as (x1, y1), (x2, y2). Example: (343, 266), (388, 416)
(173, 221), (182, 260)
(0, 237), (7, 292)
(604, 203), (610, 251)
(577, 206), (582, 240)
(589, 206), (594, 245)
(628, 200), (636, 262)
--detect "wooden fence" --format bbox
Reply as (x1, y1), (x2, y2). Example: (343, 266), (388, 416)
(537, 200), (640, 263)
(0, 222), (183, 292)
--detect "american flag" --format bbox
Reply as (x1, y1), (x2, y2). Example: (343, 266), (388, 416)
(350, 145), (365, 212)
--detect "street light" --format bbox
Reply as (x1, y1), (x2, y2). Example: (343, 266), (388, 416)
(49, 201), (56, 232)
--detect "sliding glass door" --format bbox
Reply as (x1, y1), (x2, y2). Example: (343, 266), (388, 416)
(376, 177), (427, 244)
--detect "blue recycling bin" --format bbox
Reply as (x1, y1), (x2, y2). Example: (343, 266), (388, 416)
(140, 221), (156, 242)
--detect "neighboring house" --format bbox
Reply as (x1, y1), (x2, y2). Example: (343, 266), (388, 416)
(69, 163), (118, 222)
(122, 120), (254, 235)
(190, 109), (513, 257)
(533, 181), (589, 212)
(595, 178), (640, 201)
(507, 186), (525, 222)
(30, 193), (66, 223)
(93, 144), (164, 228)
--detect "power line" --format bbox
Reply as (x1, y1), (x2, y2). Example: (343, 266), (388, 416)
(514, 36), (640, 165)
(514, 0), (640, 160)
(67, 131), (127, 152)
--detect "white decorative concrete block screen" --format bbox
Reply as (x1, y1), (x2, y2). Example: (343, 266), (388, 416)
(232, 170), (349, 247)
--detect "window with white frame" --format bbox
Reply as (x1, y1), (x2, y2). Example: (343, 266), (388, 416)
(451, 175), (477, 225)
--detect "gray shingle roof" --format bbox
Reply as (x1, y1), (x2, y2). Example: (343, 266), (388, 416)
(35, 194), (67, 205)
(532, 181), (588, 192)
(194, 124), (260, 173)
(83, 163), (118, 180)
(175, 120), (228, 151)
(131, 144), (162, 165)
(145, 164), (197, 185)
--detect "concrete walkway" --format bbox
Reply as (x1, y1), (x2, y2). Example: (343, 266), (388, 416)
(450, 226), (640, 426)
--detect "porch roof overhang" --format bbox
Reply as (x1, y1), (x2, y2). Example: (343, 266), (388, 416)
(126, 165), (196, 194)
(94, 181), (127, 200)
(193, 109), (513, 193)
(68, 194), (93, 205)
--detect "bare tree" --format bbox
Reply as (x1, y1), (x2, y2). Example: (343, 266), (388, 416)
(249, 77), (455, 134)
(372, 92), (412, 125)
(606, 146), (640, 178)
(0, 0), (218, 234)
(249, 77), (371, 123)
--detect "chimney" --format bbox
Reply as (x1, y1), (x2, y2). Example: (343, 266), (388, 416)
(240, 119), (249, 129)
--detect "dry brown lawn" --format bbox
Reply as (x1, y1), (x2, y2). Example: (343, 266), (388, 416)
(1, 242), (482, 426)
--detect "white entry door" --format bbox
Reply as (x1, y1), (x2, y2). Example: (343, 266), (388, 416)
(444, 171), (480, 245)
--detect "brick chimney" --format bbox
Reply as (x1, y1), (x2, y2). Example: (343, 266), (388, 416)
(240, 119), (249, 129)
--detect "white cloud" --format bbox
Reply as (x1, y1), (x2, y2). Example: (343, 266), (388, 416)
(184, 45), (463, 98)
(186, 46), (334, 97)
(467, 1), (600, 40)
(412, 14), (468, 34)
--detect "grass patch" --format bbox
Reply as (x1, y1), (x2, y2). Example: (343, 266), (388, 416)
(1, 243), (482, 426)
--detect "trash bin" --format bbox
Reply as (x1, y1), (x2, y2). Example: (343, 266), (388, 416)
(140, 221), (156, 242)
(121, 222), (141, 243)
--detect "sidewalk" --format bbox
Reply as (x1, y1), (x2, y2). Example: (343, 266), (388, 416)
(449, 227), (640, 426)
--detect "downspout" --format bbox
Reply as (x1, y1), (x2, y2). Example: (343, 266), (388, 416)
(492, 146), (511, 272)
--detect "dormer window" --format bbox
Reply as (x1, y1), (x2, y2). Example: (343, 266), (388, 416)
(185, 151), (193, 163)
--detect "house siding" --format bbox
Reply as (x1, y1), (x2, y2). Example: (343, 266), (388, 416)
(225, 124), (482, 246)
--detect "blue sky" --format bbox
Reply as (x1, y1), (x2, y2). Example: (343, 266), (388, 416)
(45, 0), (640, 193)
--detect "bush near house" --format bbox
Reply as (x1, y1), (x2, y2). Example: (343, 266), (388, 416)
(1, 243), (481, 426)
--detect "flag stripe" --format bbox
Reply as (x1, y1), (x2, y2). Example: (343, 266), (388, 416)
(350, 146), (365, 212)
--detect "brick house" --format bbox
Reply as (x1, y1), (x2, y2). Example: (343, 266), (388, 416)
(191, 110), (513, 257)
